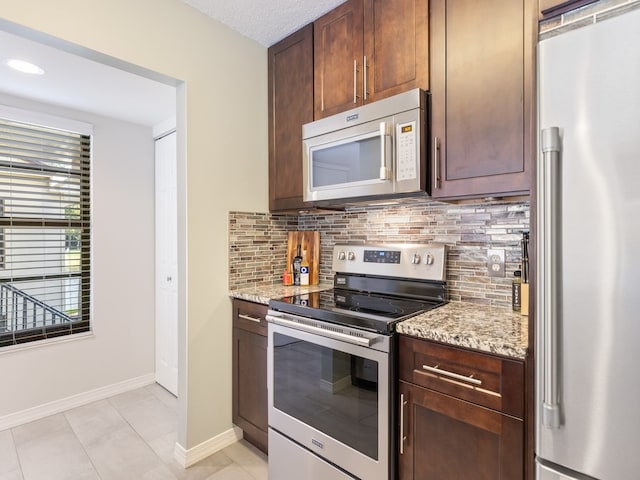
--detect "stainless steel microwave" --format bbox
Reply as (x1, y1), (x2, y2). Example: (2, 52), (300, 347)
(302, 88), (429, 205)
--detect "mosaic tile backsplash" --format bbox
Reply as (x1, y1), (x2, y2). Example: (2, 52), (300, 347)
(229, 199), (529, 308)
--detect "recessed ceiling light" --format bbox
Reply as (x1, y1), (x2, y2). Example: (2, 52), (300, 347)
(5, 58), (45, 75)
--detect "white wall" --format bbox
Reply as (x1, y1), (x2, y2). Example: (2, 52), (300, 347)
(0, 92), (156, 418)
(0, 0), (269, 450)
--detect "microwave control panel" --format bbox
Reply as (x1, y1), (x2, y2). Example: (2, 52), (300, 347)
(396, 121), (417, 181)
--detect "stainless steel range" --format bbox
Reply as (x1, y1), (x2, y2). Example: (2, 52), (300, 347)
(267, 243), (447, 480)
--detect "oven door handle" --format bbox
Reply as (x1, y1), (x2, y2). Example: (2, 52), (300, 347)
(266, 314), (373, 347)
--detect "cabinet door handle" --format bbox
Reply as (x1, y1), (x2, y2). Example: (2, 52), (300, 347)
(434, 136), (441, 189)
(422, 364), (482, 386)
(238, 313), (262, 323)
(363, 55), (368, 101)
(399, 393), (408, 455)
(353, 59), (358, 104)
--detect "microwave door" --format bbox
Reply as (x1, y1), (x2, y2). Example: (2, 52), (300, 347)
(305, 121), (394, 202)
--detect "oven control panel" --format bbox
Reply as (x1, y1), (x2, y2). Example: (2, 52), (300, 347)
(333, 243), (447, 281)
(363, 249), (401, 264)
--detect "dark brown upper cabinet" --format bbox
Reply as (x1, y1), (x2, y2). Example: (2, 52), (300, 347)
(314, 0), (428, 119)
(429, 0), (536, 200)
(268, 25), (314, 212)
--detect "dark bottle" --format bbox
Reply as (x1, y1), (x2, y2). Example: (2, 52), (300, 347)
(512, 269), (522, 311)
(292, 244), (303, 286)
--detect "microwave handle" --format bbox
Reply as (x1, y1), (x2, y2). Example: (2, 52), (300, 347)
(379, 122), (392, 180)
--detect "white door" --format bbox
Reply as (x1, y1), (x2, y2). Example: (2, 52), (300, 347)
(155, 131), (178, 395)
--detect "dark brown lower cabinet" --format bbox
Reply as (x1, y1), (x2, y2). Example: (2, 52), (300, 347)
(232, 299), (268, 453)
(399, 381), (523, 479)
(398, 335), (525, 479)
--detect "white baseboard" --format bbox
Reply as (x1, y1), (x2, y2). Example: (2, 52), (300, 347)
(174, 426), (243, 468)
(0, 373), (156, 431)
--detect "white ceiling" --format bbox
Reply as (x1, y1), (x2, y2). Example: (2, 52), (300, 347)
(0, 29), (176, 127)
(182, 0), (345, 46)
(0, 1), (343, 127)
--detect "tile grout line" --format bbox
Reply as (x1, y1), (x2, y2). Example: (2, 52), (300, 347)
(104, 391), (181, 479)
(60, 411), (104, 480)
(228, 440), (269, 480)
(8, 428), (26, 480)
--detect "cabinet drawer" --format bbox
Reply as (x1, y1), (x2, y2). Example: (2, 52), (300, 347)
(399, 335), (524, 418)
(232, 299), (268, 336)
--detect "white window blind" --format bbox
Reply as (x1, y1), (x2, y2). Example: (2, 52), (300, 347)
(0, 116), (91, 347)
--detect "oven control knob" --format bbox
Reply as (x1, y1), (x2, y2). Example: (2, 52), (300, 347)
(337, 251), (346, 261)
(424, 254), (434, 265)
(411, 253), (421, 264)
(348, 251), (356, 261)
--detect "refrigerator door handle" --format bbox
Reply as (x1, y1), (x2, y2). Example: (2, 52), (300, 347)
(539, 127), (562, 429)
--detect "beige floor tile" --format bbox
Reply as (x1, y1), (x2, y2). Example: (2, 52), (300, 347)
(10, 414), (67, 446)
(147, 428), (235, 480)
(64, 399), (127, 446)
(142, 464), (181, 480)
(221, 441), (268, 480)
(147, 430), (178, 464)
(0, 470), (24, 480)
(0, 430), (21, 476)
(12, 414), (100, 480)
(6, 384), (270, 480)
(112, 394), (177, 444)
(81, 424), (176, 480)
(146, 383), (179, 410)
(107, 385), (156, 411)
(171, 451), (235, 480)
(205, 464), (255, 480)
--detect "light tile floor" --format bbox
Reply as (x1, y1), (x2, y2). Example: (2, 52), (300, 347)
(0, 383), (268, 480)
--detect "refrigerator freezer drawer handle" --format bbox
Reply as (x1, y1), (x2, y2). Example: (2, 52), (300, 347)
(422, 364), (482, 386)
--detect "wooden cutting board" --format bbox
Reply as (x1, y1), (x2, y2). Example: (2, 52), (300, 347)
(286, 231), (320, 285)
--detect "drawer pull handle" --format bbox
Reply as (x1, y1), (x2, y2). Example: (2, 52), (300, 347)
(238, 313), (262, 323)
(422, 364), (482, 386)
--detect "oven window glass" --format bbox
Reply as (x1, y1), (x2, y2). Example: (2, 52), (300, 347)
(311, 136), (381, 188)
(273, 332), (379, 460)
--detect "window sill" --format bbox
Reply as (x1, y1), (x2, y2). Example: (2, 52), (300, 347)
(0, 330), (95, 356)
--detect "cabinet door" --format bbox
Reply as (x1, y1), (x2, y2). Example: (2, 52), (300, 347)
(430, 0), (534, 199)
(364, 0), (428, 102)
(314, 0), (364, 119)
(399, 381), (523, 480)
(268, 24), (314, 212)
(232, 299), (268, 453)
(233, 327), (268, 453)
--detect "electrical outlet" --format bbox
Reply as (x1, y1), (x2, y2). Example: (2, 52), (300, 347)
(487, 249), (505, 278)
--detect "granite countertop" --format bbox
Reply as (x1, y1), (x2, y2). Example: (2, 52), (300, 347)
(229, 283), (333, 305)
(230, 284), (528, 360)
(396, 302), (528, 360)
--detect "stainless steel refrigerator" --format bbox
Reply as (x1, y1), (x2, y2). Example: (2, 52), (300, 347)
(536, 8), (640, 480)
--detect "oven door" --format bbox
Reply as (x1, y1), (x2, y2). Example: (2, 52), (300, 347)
(267, 317), (391, 480)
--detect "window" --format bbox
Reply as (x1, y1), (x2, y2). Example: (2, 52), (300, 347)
(0, 113), (91, 347)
